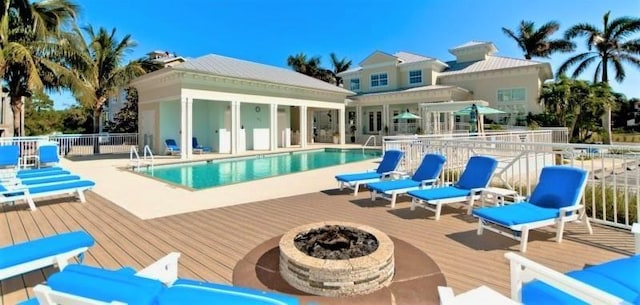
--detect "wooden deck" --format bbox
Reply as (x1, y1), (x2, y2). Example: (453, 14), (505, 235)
(1, 189), (635, 304)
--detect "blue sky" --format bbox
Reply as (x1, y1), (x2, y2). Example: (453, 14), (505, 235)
(53, 0), (640, 109)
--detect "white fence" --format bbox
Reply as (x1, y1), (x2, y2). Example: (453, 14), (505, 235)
(0, 133), (138, 157)
(383, 133), (640, 229)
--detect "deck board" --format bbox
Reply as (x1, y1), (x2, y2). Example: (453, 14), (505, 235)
(1, 189), (635, 304)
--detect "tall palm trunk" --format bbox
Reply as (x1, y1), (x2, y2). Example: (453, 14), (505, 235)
(601, 59), (612, 144)
(9, 95), (22, 137)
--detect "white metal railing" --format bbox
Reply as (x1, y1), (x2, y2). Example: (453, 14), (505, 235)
(0, 133), (138, 156)
(383, 133), (640, 230)
(143, 145), (154, 170)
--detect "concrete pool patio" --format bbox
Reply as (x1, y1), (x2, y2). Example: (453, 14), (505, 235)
(61, 144), (379, 219)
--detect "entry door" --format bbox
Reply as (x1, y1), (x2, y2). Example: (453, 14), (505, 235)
(368, 111), (382, 133)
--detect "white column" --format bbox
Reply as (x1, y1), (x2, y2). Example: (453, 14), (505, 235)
(299, 106), (307, 148)
(231, 101), (239, 154)
(338, 107), (346, 145)
(355, 105), (362, 137)
(180, 97), (188, 160)
(270, 103), (278, 151)
(448, 112), (455, 134)
(186, 98), (194, 159)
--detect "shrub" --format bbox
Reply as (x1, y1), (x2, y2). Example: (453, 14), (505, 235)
(584, 184), (638, 225)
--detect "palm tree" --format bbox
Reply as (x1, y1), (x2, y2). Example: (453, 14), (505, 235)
(68, 26), (161, 139)
(328, 53), (351, 87)
(1, 0), (80, 136)
(558, 11), (640, 143)
(502, 20), (574, 60)
(286, 52), (333, 83)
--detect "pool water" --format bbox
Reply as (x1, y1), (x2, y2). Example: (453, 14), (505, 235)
(138, 149), (381, 190)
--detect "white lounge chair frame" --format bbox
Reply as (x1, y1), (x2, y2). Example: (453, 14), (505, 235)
(337, 171), (393, 196)
(0, 246), (89, 281)
(410, 184), (485, 221)
(371, 175), (438, 208)
(475, 177), (591, 253)
(1, 182), (92, 211)
(505, 252), (629, 305)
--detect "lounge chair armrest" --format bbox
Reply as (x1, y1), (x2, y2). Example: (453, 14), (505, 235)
(380, 171), (408, 179)
(504, 252), (626, 304)
(0, 183), (28, 195)
(558, 205), (584, 218)
(420, 178), (438, 187)
(136, 252), (181, 285)
(469, 188), (485, 195)
(633, 223), (640, 254)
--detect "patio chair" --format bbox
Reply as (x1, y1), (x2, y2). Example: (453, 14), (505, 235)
(192, 137), (212, 153)
(407, 155), (498, 220)
(505, 247), (640, 305)
(20, 252), (300, 305)
(16, 167), (71, 179)
(165, 139), (181, 155)
(0, 231), (94, 281)
(37, 143), (60, 168)
(472, 166), (591, 252)
(335, 149), (404, 196)
(1, 179), (96, 211)
(368, 153), (446, 208)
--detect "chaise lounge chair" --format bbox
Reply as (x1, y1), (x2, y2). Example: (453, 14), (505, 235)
(335, 150), (404, 196)
(192, 137), (212, 153)
(37, 143), (60, 168)
(1, 179), (96, 211)
(0, 231), (94, 282)
(21, 252), (300, 305)
(472, 166), (591, 252)
(165, 139), (181, 155)
(407, 155), (498, 220)
(0, 145), (20, 169)
(368, 153), (446, 208)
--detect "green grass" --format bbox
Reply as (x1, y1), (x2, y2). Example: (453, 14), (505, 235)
(584, 184), (638, 225)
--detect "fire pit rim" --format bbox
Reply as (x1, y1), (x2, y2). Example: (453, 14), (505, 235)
(279, 221), (393, 265)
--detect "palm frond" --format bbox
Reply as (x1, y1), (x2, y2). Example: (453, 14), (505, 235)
(557, 52), (596, 76)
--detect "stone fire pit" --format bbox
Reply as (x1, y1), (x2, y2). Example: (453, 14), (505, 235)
(279, 222), (394, 297)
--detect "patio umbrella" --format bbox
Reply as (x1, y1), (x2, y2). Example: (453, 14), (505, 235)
(393, 110), (421, 120)
(393, 110), (421, 134)
(454, 105), (505, 115)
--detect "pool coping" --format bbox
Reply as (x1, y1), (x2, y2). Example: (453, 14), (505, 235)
(132, 148), (382, 192)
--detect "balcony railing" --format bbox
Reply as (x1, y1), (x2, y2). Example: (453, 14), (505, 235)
(0, 133), (138, 157)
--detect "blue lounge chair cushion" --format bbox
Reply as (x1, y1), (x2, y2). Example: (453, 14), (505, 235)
(369, 179), (421, 193)
(376, 150), (404, 174)
(472, 202), (560, 226)
(411, 154), (446, 182)
(0, 145), (19, 167)
(26, 180), (95, 195)
(166, 139), (180, 152)
(407, 186), (470, 201)
(17, 169), (70, 179)
(46, 264), (163, 305)
(335, 172), (381, 183)
(522, 255), (640, 305)
(0, 231), (94, 269)
(157, 278), (300, 305)
(455, 156), (498, 190)
(21, 175), (81, 185)
(38, 145), (60, 164)
(17, 167), (64, 175)
(529, 166), (588, 209)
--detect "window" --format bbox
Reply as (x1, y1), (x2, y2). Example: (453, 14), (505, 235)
(497, 88), (526, 102)
(350, 79), (360, 91)
(409, 70), (422, 84)
(370, 73), (388, 88)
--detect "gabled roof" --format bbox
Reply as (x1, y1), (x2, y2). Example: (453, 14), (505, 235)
(440, 55), (551, 78)
(171, 54), (352, 94)
(339, 51), (441, 76)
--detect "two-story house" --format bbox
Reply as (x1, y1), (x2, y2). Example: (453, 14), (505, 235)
(337, 41), (553, 138)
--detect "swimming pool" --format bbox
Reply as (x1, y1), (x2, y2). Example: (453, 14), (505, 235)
(138, 149), (381, 190)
